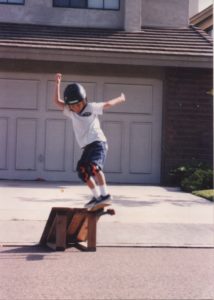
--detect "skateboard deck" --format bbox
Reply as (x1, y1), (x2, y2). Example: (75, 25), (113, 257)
(90, 202), (111, 212)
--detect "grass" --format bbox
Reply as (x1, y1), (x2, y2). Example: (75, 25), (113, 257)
(192, 189), (214, 202)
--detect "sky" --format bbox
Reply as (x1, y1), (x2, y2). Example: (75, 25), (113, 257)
(199, 0), (213, 11)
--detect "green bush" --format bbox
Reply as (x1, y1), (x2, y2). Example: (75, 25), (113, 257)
(169, 161), (213, 192)
(181, 169), (213, 192)
(169, 166), (192, 186)
(169, 161), (208, 186)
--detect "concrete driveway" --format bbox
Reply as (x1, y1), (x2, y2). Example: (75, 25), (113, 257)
(0, 180), (213, 247)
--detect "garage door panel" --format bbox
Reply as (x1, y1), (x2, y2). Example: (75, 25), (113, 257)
(0, 78), (39, 110)
(104, 83), (153, 114)
(46, 80), (97, 111)
(102, 121), (123, 173)
(129, 122), (152, 174)
(44, 119), (66, 171)
(0, 118), (8, 170)
(15, 118), (37, 170)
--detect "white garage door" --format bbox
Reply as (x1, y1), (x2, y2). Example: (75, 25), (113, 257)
(0, 72), (162, 183)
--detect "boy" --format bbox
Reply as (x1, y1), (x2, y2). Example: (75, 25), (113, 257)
(54, 73), (125, 210)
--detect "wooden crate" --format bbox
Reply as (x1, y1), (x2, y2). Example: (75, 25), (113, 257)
(40, 207), (115, 251)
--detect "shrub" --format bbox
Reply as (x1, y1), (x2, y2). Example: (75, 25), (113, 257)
(169, 161), (213, 192)
(181, 169), (213, 192)
(169, 166), (192, 186)
(169, 161), (207, 186)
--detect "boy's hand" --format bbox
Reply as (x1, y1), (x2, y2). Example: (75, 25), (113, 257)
(120, 93), (126, 102)
(54, 73), (64, 109)
(55, 73), (62, 85)
(103, 93), (126, 110)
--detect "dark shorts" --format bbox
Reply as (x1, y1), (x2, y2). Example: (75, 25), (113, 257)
(77, 141), (108, 171)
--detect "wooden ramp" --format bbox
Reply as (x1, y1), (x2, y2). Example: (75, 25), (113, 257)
(40, 207), (115, 252)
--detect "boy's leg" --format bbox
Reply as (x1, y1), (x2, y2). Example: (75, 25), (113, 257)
(76, 157), (101, 205)
(76, 141), (111, 207)
(95, 169), (106, 185)
(86, 176), (101, 199)
(94, 170), (109, 197)
(87, 142), (111, 201)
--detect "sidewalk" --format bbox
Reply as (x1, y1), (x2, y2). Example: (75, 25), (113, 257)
(0, 180), (213, 247)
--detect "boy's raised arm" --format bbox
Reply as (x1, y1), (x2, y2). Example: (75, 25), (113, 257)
(103, 93), (126, 110)
(53, 73), (65, 110)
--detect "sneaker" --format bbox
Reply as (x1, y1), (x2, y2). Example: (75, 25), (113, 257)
(84, 197), (98, 209)
(90, 195), (112, 211)
(100, 194), (113, 202)
(95, 194), (112, 207)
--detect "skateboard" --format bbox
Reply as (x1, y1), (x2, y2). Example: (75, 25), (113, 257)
(90, 202), (111, 212)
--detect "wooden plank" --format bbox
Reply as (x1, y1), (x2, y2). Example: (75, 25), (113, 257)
(67, 213), (86, 237)
(40, 207), (70, 245)
(55, 214), (67, 251)
(46, 242), (56, 251)
(46, 216), (56, 243)
(40, 208), (57, 245)
(87, 214), (97, 251)
(77, 218), (88, 242)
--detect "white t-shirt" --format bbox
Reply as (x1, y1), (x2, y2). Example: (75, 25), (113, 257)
(63, 102), (107, 148)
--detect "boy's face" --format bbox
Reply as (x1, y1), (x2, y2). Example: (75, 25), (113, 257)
(68, 100), (85, 113)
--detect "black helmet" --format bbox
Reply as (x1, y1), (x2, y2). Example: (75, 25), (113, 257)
(64, 83), (86, 105)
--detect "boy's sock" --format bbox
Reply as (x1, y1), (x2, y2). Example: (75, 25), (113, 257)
(99, 184), (109, 196)
(91, 186), (101, 199)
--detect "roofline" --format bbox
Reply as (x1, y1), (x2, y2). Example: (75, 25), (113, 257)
(0, 46), (212, 69)
(190, 5), (213, 24)
(190, 5), (213, 31)
(190, 25), (213, 43)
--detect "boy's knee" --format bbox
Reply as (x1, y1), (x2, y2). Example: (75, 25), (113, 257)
(89, 163), (101, 176)
(76, 163), (89, 183)
(76, 162), (101, 182)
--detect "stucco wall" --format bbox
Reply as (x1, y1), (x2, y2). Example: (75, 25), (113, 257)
(189, 0), (199, 17)
(0, 0), (124, 29)
(0, 0), (190, 30)
(141, 0), (189, 28)
(124, 0), (141, 31)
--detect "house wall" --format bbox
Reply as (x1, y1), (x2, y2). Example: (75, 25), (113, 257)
(124, 0), (141, 31)
(0, 0), (124, 29)
(189, 0), (199, 17)
(0, 0), (189, 30)
(141, 0), (189, 28)
(162, 68), (213, 184)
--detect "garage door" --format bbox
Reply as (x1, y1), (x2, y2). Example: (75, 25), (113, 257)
(0, 72), (162, 183)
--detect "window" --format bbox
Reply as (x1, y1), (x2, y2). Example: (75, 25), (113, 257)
(89, 0), (119, 10)
(0, 0), (24, 3)
(88, 0), (103, 9)
(53, 0), (120, 10)
(53, 0), (86, 7)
